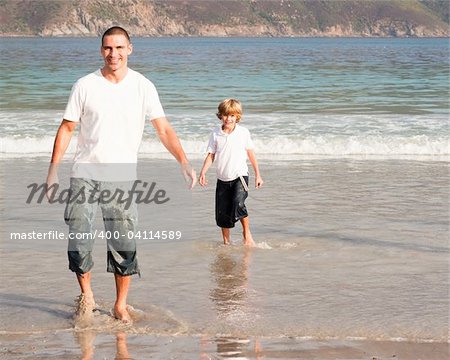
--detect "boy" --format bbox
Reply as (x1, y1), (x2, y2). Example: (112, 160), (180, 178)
(199, 99), (263, 246)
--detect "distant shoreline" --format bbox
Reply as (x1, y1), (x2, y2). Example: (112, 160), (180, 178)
(1, 34), (449, 39)
(2, 0), (447, 40)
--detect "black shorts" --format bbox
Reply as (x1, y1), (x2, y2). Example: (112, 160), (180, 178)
(215, 176), (249, 228)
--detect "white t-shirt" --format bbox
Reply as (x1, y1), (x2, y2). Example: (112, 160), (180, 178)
(63, 68), (165, 180)
(206, 124), (254, 181)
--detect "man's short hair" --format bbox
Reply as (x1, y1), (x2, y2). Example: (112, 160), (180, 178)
(102, 26), (130, 45)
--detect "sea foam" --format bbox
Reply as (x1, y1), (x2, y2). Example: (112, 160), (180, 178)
(1, 134), (448, 160)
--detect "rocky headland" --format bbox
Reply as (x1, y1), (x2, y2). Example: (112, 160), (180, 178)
(0, 0), (448, 37)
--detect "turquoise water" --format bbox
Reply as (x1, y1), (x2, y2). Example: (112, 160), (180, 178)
(0, 37), (449, 158)
(0, 38), (449, 357)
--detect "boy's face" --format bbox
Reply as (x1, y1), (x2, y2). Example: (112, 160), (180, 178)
(220, 113), (238, 132)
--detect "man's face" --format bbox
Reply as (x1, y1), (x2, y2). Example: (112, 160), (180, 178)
(101, 34), (133, 72)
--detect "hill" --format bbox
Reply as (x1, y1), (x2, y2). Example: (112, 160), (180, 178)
(0, 0), (448, 37)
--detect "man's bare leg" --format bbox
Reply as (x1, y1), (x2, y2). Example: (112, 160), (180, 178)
(114, 274), (132, 323)
(221, 227), (231, 245)
(240, 217), (255, 247)
(75, 272), (95, 316)
(76, 272), (95, 304)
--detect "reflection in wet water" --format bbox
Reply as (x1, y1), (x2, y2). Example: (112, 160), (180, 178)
(207, 248), (262, 359)
(209, 249), (251, 320)
(75, 330), (131, 360)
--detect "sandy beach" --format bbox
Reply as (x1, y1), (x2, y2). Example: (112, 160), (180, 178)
(1, 36), (449, 359)
(1, 158), (448, 359)
(1, 332), (448, 359)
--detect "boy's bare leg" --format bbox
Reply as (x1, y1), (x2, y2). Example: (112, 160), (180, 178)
(221, 227), (231, 245)
(114, 274), (132, 323)
(76, 272), (95, 306)
(240, 216), (255, 247)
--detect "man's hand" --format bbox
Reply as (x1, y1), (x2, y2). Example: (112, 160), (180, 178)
(181, 163), (197, 190)
(46, 164), (59, 201)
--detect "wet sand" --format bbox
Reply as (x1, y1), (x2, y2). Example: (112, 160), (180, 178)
(1, 158), (448, 359)
(1, 331), (449, 359)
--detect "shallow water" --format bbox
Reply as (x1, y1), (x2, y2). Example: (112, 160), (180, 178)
(0, 36), (449, 358)
(1, 159), (448, 359)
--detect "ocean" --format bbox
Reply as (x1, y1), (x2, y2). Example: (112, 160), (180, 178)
(0, 37), (449, 359)
(1, 37), (448, 159)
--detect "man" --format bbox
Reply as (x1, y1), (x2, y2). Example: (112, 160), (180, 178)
(47, 26), (196, 323)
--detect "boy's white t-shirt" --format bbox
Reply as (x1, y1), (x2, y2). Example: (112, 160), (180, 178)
(63, 68), (165, 180)
(206, 124), (254, 181)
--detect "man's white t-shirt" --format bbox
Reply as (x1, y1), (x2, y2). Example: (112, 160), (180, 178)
(63, 68), (165, 180)
(206, 124), (254, 181)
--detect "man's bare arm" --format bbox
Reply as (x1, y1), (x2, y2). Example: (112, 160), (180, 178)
(47, 120), (78, 185)
(151, 117), (196, 189)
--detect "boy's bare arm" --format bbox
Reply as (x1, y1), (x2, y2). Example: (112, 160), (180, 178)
(247, 149), (263, 188)
(199, 153), (215, 186)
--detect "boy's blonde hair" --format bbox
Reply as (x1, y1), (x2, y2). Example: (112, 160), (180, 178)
(216, 98), (242, 122)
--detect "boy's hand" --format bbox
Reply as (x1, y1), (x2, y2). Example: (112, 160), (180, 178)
(199, 173), (208, 187)
(255, 176), (263, 189)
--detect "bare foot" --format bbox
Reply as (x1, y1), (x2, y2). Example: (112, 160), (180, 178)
(114, 304), (132, 324)
(221, 228), (231, 246)
(243, 231), (256, 247)
(75, 292), (96, 317)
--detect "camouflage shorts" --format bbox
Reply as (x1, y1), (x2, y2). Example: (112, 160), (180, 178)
(64, 177), (140, 276)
